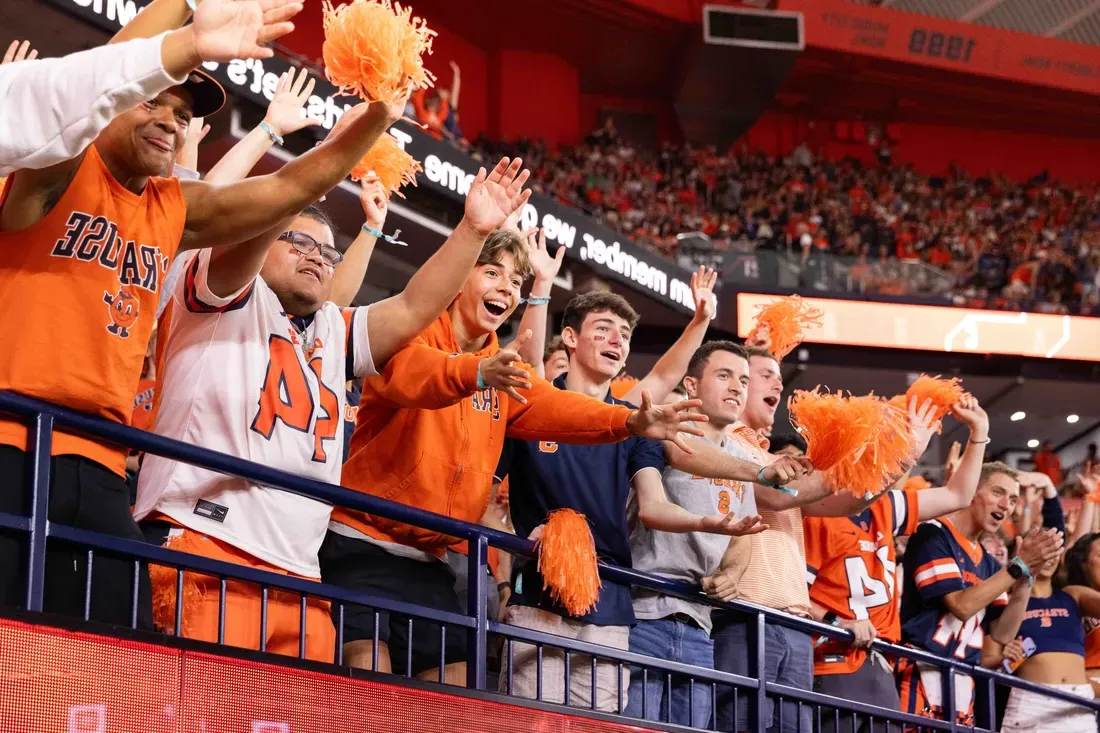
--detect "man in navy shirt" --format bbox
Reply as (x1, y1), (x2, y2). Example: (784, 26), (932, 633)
(494, 292), (780, 712)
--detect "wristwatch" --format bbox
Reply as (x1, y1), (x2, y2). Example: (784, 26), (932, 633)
(822, 611), (840, 627)
(1007, 557), (1033, 585)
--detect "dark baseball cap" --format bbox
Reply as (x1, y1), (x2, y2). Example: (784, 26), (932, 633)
(179, 68), (227, 118)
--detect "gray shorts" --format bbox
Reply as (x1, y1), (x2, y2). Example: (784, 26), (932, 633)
(813, 652), (901, 733)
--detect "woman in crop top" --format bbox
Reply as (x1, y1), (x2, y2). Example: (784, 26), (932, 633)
(991, 547), (1100, 733)
(1066, 529), (1100, 696)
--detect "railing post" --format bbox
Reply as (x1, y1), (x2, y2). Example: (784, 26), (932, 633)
(749, 612), (767, 733)
(975, 673), (996, 732)
(466, 534), (488, 691)
(941, 664), (958, 733)
(24, 413), (53, 613)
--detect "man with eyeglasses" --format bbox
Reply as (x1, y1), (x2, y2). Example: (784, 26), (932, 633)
(134, 157), (533, 663)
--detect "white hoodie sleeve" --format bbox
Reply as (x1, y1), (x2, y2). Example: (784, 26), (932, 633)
(0, 33), (189, 176)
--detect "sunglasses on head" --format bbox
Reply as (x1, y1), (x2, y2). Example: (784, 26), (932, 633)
(278, 231), (343, 268)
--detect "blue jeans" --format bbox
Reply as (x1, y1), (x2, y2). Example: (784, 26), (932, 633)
(712, 614), (813, 733)
(625, 617), (715, 729)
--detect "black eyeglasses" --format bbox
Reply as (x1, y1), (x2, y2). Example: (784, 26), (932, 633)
(278, 231), (344, 268)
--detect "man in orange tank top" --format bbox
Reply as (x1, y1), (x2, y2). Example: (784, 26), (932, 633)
(0, 0), (420, 628)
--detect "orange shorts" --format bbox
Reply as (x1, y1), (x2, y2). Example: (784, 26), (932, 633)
(150, 527), (334, 663)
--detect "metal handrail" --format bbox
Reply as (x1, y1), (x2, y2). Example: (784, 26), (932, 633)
(1, 389), (1097, 733)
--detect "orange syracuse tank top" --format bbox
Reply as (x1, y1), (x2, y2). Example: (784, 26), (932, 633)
(0, 145), (186, 475)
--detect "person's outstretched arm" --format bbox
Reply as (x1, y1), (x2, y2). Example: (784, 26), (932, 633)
(363, 158), (532, 368)
(179, 96), (404, 251)
(916, 396), (990, 520)
(512, 227), (565, 372)
(204, 67), (321, 184)
(330, 178), (386, 307)
(623, 267), (716, 405)
(0, 0), (300, 177)
(634, 467), (766, 536)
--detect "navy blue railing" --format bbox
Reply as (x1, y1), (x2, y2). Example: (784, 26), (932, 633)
(1, 389), (1097, 733)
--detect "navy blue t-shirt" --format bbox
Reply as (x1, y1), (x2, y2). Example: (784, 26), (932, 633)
(494, 374), (665, 626)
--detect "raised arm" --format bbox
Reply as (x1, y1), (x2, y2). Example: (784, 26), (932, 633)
(448, 60), (461, 110)
(205, 67), (320, 184)
(1070, 472), (1100, 547)
(917, 396), (990, 521)
(623, 267), (715, 405)
(330, 179), (385, 307)
(512, 228), (565, 372)
(365, 158), (532, 368)
(180, 96), (404, 251)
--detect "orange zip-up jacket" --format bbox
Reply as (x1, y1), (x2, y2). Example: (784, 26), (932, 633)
(334, 311), (634, 556)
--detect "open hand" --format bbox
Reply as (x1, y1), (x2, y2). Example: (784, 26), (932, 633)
(699, 513), (768, 537)
(627, 391), (708, 452)
(478, 330), (533, 404)
(192, 0), (303, 62)
(359, 175), (388, 230)
(1015, 527), (1064, 574)
(690, 266), (717, 322)
(464, 158), (532, 237)
(526, 227), (565, 285)
(945, 440), (962, 481)
(908, 396), (939, 459)
(264, 67), (320, 137)
(2, 40), (38, 65)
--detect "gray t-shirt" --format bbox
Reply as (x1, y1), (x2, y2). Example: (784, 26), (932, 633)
(628, 430), (757, 633)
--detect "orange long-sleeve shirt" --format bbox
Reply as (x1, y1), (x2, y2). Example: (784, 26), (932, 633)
(334, 311), (634, 556)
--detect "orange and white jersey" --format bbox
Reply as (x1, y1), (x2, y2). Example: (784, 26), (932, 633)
(135, 249), (376, 577)
(804, 489), (921, 675)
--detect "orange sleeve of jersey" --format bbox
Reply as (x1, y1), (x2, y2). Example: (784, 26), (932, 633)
(366, 338), (481, 409)
(504, 372), (632, 444)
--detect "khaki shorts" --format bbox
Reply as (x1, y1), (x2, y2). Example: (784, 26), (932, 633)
(498, 605), (629, 713)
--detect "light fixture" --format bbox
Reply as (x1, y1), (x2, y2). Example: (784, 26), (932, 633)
(1027, 439), (1040, 449)
(1011, 411), (1026, 421)
(1068, 414), (1080, 424)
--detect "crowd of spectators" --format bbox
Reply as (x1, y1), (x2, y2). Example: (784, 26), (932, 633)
(458, 121), (1100, 316)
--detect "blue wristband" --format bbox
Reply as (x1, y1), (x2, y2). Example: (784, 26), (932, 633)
(361, 224), (408, 247)
(185, 0), (197, 9)
(476, 362), (487, 390)
(258, 121), (284, 146)
(521, 296), (551, 305)
(758, 465), (799, 495)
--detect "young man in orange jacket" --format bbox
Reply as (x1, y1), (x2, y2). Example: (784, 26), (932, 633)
(325, 228), (708, 685)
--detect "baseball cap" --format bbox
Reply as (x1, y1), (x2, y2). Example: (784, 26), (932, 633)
(179, 68), (227, 118)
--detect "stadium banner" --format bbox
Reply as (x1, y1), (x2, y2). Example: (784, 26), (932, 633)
(736, 293), (1100, 362)
(1, 618), (644, 733)
(778, 0), (1100, 98)
(43, 0), (703, 316)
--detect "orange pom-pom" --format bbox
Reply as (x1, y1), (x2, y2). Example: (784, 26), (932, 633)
(788, 388), (876, 471)
(148, 532), (206, 634)
(827, 397), (914, 497)
(537, 508), (602, 617)
(903, 374), (964, 425)
(350, 132), (421, 197)
(322, 0), (436, 105)
(747, 295), (823, 361)
(610, 374), (638, 399)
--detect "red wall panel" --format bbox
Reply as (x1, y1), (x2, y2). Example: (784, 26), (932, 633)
(495, 50), (579, 146)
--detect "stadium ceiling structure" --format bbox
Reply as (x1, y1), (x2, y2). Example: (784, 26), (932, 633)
(853, 0), (1100, 46)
